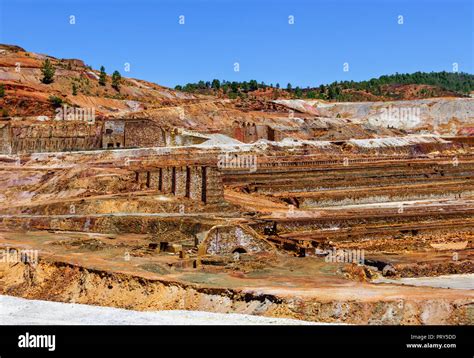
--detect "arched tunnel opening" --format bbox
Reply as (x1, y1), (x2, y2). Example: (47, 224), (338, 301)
(232, 247), (247, 254)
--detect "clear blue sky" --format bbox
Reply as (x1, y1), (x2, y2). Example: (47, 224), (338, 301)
(0, 0), (472, 88)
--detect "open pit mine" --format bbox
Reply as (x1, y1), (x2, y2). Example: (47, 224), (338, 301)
(0, 44), (473, 325)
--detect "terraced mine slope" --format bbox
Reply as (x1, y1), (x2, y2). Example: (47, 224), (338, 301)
(0, 44), (473, 325)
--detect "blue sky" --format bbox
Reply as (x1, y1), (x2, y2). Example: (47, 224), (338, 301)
(0, 0), (472, 88)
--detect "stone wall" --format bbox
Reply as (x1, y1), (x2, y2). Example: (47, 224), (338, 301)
(188, 166), (203, 201)
(204, 167), (224, 204)
(232, 121), (280, 143)
(9, 121), (103, 154)
(103, 120), (204, 149)
(123, 120), (167, 148)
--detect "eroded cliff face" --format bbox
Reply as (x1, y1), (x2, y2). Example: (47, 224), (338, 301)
(275, 98), (474, 135)
(0, 257), (472, 325)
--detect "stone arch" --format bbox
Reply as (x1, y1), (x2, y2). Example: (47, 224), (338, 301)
(198, 224), (275, 256)
(232, 247), (247, 254)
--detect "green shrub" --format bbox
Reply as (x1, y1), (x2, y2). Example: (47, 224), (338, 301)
(48, 95), (63, 107)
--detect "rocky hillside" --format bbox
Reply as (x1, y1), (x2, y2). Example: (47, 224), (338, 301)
(0, 44), (472, 139)
(176, 72), (474, 102)
(0, 44), (199, 118)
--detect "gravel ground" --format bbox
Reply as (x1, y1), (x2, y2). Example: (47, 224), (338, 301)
(0, 295), (325, 325)
(373, 273), (474, 290)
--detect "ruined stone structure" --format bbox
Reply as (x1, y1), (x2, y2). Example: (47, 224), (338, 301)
(198, 225), (275, 256)
(62, 58), (86, 69)
(0, 117), (287, 154)
(102, 120), (125, 148)
(135, 165), (224, 204)
(232, 121), (283, 143)
(0, 119), (205, 154)
(102, 119), (169, 149)
(6, 121), (103, 154)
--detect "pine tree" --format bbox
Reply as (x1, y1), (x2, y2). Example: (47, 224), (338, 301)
(211, 79), (220, 89)
(112, 70), (121, 91)
(249, 80), (258, 91)
(294, 87), (303, 98)
(99, 66), (107, 86)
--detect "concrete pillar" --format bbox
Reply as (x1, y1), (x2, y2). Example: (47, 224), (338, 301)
(189, 166), (202, 201)
(204, 167), (224, 204)
(175, 166), (187, 197)
(149, 171), (160, 189)
(137, 171), (148, 188)
(161, 167), (173, 194)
